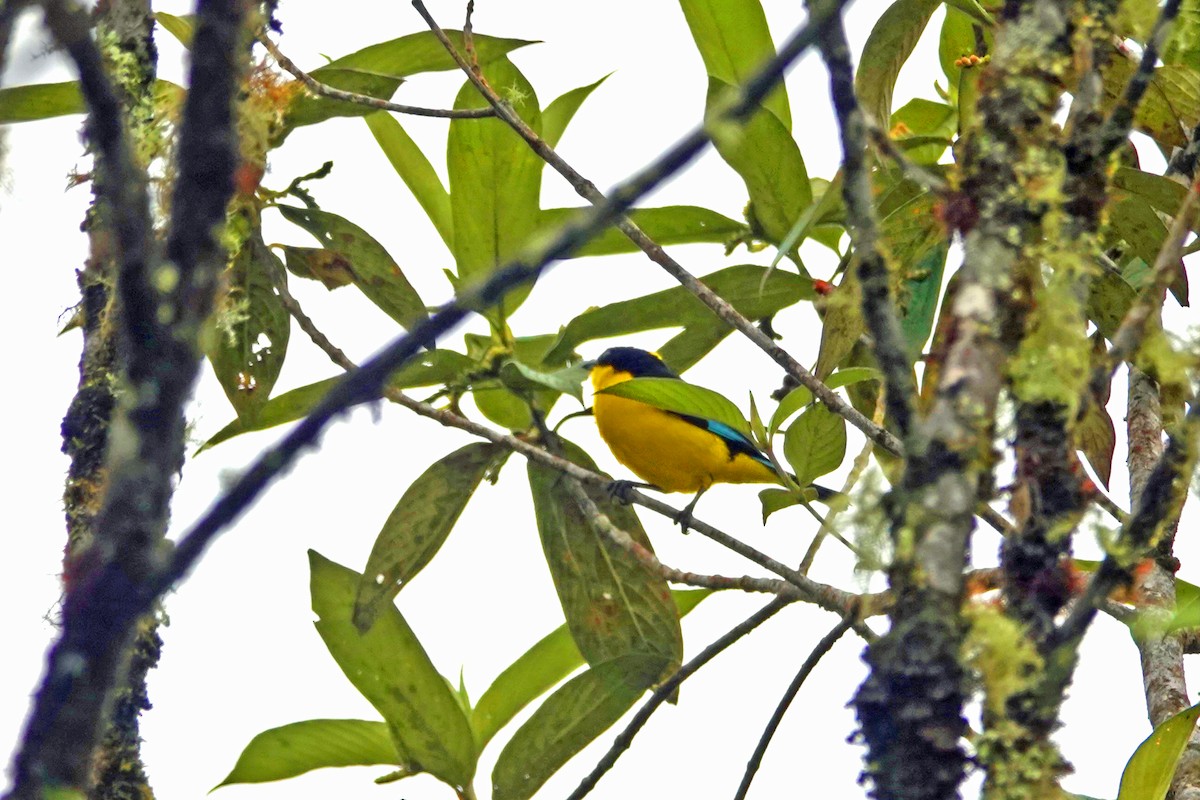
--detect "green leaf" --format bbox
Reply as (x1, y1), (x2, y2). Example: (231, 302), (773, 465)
(472, 589), (708, 751)
(783, 403), (847, 486)
(769, 387), (814, 436)
(891, 99), (956, 164)
(542, 74), (611, 149)
(0, 82), (82, 123)
(309, 551), (476, 789)
(938, 7), (976, 82)
(500, 362), (589, 403)
(217, 719), (400, 788)
(281, 246), (355, 289)
(364, 111), (452, 247)
(1102, 57), (1200, 150)
(1112, 167), (1189, 217)
(1077, 399), (1116, 488)
(281, 31), (534, 139)
(1116, 702), (1200, 800)
(539, 205), (746, 257)
(491, 657), (654, 800)
(354, 444), (501, 632)
(770, 172), (847, 262)
(277, 204), (427, 329)
(943, 0), (994, 26)
(282, 71), (405, 135)
(448, 57), (543, 321)
(656, 320), (737, 374)
(547, 265), (812, 364)
(155, 12), (194, 47)
(1107, 196), (1188, 306)
(466, 333), (570, 431)
(1087, 268), (1138, 340)
(528, 441), (682, 670)
(759, 487), (801, 522)
(677, 0), (791, 129)
(198, 350), (474, 451)
(207, 233), (291, 422)
(599, 378), (750, 437)
(856, 0), (941, 127)
(769, 369), (876, 436)
(0, 79), (180, 124)
(707, 77), (810, 245)
(901, 242), (949, 357)
(827, 367), (883, 391)
(318, 30), (534, 81)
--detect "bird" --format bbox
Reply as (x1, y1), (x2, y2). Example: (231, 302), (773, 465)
(584, 346), (837, 530)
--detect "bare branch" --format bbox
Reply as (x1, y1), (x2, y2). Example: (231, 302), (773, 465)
(1100, 0), (1185, 156)
(733, 615), (855, 800)
(257, 33), (495, 119)
(1089, 178), (1200, 400)
(410, 0), (900, 458)
(563, 597), (796, 800)
(149, 0), (851, 603)
(1053, 394), (1200, 652)
(817, 13), (919, 443)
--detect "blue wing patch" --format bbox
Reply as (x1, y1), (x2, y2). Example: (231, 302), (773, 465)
(676, 413), (773, 469)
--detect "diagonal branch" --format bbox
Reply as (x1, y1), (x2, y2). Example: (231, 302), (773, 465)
(1052, 392), (1200, 655)
(147, 0), (842, 602)
(733, 614), (855, 800)
(563, 596), (797, 800)
(816, 11), (919, 445)
(1087, 177), (1200, 401)
(1099, 0), (1185, 157)
(257, 32), (495, 119)
(410, 0), (899, 456)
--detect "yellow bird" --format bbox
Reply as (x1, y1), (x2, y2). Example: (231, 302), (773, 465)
(585, 347), (836, 528)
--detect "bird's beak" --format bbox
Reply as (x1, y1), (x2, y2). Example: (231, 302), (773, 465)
(580, 359), (597, 371)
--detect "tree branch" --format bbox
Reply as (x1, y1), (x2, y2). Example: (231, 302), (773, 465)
(563, 596), (797, 800)
(257, 32), (495, 119)
(7, 0), (246, 796)
(148, 0), (841, 601)
(410, 0), (901, 458)
(733, 615), (855, 800)
(817, 11), (918, 445)
(1053, 393), (1200, 653)
(1099, 0), (1185, 156)
(1088, 177), (1200, 400)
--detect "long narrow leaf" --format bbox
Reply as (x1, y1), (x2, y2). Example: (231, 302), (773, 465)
(310, 552), (476, 789)
(217, 719), (400, 788)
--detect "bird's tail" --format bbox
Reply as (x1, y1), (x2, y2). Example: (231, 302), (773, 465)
(809, 482), (842, 504)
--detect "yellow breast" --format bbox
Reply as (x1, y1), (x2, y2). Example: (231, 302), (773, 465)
(590, 366), (778, 493)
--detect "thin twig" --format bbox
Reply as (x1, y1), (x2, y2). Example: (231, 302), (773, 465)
(257, 33), (495, 119)
(817, 12), (918, 445)
(563, 597), (797, 800)
(409, 0), (898, 455)
(864, 120), (948, 194)
(1053, 394), (1200, 651)
(275, 277), (863, 613)
(152, 4), (837, 597)
(1100, 0), (1185, 156)
(732, 615), (855, 800)
(1088, 176), (1200, 401)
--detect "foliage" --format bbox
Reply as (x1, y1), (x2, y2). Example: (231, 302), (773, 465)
(15, 0), (1200, 799)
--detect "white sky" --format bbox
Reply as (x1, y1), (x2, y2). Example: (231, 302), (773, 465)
(2, 2), (1193, 799)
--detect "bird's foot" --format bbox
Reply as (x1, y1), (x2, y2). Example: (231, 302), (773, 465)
(672, 507), (695, 534)
(606, 480), (657, 505)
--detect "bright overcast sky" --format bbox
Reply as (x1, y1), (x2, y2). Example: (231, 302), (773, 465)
(3, 2), (1193, 799)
